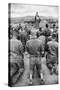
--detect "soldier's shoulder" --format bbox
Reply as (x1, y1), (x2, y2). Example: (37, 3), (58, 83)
(47, 41), (52, 45)
(26, 39), (31, 45)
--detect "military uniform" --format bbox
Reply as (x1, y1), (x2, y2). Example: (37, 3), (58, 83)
(19, 31), (29, 51)
(38, 35), (46, 55)
(26, 38), (43, 83)
(46, 40), (58, 69)
(9, 38), (24, 85)
(35, 12), (40, 29)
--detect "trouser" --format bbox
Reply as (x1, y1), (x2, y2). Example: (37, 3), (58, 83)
(46, 54), (58, 70)
(29, 55), (42, 81)
(35, 21), (39, 29)
(10, 54), (24, 85)
(41, 44), (45, 57)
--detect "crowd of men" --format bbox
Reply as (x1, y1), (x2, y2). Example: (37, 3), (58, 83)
(8, 13), (58, 86)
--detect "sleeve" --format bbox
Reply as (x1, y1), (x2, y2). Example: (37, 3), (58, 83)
(45, 43), (49, 52)
(18, 42), (24, 57)
(25, 42), (29, 52)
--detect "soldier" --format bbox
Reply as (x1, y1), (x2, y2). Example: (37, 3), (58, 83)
(18, 29), (31, 52)
(18, 24), (23, 32)
(26, 35), (44, 85)
(46, 33), (58, 74)
(9, 30), (24, 85)
(42, 24), (52, 46)
(38, 33), (46, 57)
(36, 30), (41, 38)
(43, 24), (51, 37)
(35, 12), (40, 29)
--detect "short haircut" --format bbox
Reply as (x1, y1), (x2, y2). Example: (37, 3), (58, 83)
(45, 24), (48, 28)
(13, 30), (19, 39)
(53, 24), (55, 27)
(52, 33), (56, 39)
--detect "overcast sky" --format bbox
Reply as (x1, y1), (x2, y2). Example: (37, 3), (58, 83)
(10, 3), (58, 18)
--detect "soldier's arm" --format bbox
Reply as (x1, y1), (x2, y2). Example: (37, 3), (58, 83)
(18, 42), (24, 56)
(45, 43), (49, 52)
(25, 41), (29, 53)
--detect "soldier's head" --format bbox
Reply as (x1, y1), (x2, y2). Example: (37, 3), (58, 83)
(53, 24), (56, 29)
(13, 29), (19, 39)
(28, 30), (31, 35)
(52, 33), (56, 40)
(19, 23), (21, 26)
(45, 24), (48, 28)
(36, 12), (38, 16)
(36, 31), (40, 38)
(39, 27), (42, 32)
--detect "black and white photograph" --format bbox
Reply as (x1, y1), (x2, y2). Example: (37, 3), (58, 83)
(8, 3), (58, 87)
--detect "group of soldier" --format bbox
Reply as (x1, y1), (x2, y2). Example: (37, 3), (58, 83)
(8, 12), (58, 86)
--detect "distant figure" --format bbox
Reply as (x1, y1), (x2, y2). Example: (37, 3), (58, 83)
(43, 24), (51, 37)
(18, 24), (23, 32)
(35, 12), (40, 29)
(42, 24), (51, 44)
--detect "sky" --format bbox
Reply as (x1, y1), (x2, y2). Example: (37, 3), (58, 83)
(10, 3), (58, 18)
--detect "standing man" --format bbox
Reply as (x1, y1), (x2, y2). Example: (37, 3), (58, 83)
(46, 33), (58, 74)
(18, 29), (31, 52)
(42, 24), (51, 45)
(26, 35), (44, 85)
(9, 30), (24, 85)
(35, 12), (40, 29)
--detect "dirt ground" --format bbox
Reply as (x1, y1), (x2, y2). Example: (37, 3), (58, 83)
(13, 52), (58, 87)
